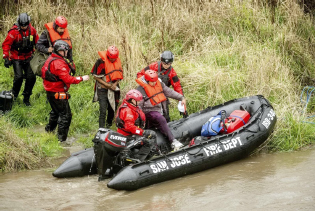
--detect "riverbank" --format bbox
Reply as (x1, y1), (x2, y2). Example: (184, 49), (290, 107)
(1, 0), (315, 172)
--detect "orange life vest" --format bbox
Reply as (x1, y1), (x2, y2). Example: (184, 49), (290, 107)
(136, 78), (167, 106)
(44, 22), (72, 47)
(98, 51), (123, 82)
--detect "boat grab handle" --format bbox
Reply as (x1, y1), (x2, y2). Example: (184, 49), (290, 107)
(193, 153), (204, 158)
(139, 170), (150, 176)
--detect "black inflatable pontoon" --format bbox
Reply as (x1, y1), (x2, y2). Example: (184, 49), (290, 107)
(52, 147), (97, 178)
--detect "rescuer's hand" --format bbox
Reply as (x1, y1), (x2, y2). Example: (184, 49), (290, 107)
(82, 75), (90, 81)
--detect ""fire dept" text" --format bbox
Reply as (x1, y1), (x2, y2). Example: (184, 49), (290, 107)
(203, 137), (242, 156)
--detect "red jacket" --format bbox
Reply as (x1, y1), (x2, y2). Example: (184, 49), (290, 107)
(116, 99), (146, 136)
(137, 61), (183, 95)
(2, 24), (39, 60)
(42, 53), (83, 92)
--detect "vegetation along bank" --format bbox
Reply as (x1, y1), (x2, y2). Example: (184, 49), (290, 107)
(1, 0), (315, 172)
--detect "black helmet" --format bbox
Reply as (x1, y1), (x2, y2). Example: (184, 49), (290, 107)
(17, 13), (30, 27)
(160, 51), (174, 64)
(53, 40), (70, 56)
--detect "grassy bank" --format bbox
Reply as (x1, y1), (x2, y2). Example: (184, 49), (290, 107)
(1, 0), (315, 172)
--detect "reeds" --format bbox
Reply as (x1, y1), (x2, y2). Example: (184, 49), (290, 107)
(0, 117), (54, 171)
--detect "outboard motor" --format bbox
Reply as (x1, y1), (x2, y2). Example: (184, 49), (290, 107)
(93, 128), (137, 181)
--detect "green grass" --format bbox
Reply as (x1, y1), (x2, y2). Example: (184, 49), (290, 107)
(270, 114), (315, 151)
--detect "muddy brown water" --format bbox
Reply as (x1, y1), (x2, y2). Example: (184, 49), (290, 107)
(0, 146), (314, 211)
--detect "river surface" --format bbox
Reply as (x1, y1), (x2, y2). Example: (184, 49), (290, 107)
(0, 146), (314, 211)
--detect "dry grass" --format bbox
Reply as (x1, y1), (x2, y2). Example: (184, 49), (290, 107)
(0, 117), (51, 171)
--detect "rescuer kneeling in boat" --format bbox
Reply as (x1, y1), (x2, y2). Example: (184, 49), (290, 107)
(136, 70), (186, 151)
(116, 89), (158, 161)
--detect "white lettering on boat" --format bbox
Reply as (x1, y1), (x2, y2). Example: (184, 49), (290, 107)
(150, 161), (169, 173)
(203, 144), (222, 156)
(262, 109), (276, 129)
(170, 154), (191, 168)
(150, 154), (192, 173)
(203, 137), (243, 156)
(221, 137), (242, 150)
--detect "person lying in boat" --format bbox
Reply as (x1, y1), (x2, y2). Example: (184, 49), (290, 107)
(116, 89), (158, 161)
(136, 70), (186, 151)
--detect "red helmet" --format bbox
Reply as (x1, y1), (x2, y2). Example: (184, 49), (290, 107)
(106, 46), (119, 59)
(125, 89), (143, 101)
(144, 70), (158, 82)
(55, 16), (67, 28)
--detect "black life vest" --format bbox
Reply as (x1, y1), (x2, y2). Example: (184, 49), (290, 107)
(42, 57), (72, 82)
(157, 61), (172, 87)
(10, 25), (35, 53)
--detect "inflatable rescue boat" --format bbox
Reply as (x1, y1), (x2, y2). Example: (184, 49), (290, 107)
(53, 95), (276, 191)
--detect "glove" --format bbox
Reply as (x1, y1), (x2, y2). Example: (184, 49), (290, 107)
(180, 111), (189, 118)
(143, 130), (156, 139)
(82, 75), (90, 81)
(4, 58), (11, 68)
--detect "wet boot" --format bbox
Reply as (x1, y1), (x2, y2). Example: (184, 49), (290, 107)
(45, 123), (57, 133)
(23, 95), (31, 106)
(45, 112), (58, 133)
(58, 129), (68, 142)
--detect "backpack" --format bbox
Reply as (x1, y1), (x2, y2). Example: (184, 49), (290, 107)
(201, 110), (227, 137)
(30, 51), (50, 76)
(30, 30), (52, 76)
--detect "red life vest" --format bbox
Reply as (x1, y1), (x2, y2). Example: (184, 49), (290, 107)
(136, 78), (167, 106)
(98, 51), (123, 82)
(44, 22), (72, 47)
